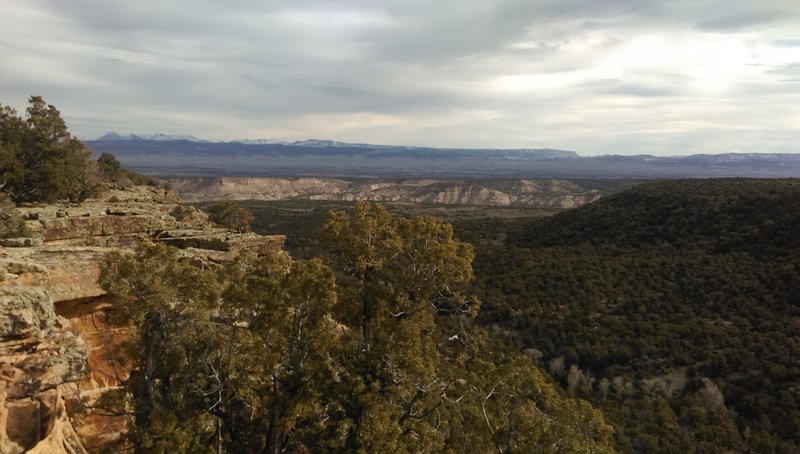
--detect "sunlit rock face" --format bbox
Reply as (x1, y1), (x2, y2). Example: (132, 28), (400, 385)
(1, 185), (285, 453)
(167, 176), (603, 209)
(0, 287), (88, 454)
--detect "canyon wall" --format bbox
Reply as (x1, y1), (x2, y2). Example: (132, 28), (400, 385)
(0, 186), (284, 453)
(167, 177), (604, 209)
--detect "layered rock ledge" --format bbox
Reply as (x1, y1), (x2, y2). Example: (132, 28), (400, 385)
(167, 176), (604, 209)
(1, 186), (284, 453)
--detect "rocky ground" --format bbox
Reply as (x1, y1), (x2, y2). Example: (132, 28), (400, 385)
(0, 185), (284, 453)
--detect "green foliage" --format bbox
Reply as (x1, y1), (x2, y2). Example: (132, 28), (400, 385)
(98, 244), (222, 452)
(473, 179), (800, 453)
(200, 189), (800, 452)
(0, 96), (99, 203)
(204, 200), (254, 233)
(124, 171), (161, 187)
(100, 244), (340, 452)
(96, 151), (161, 188)
(97, 152), (123, 180)
(0, 97), (161, 204)
(321, 202), (477, 452)
(514, 178), (800, 258)
(220, 252), (343, 452)
(99, 204), (615, 453)
(168, 205), (191, 221)
(445, 350), (615, 453)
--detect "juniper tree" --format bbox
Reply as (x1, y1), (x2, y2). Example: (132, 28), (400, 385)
(0, 96), (96, 203)
(322, 202), (615, 453)
(99, 206), (616, 453)
(205, 201), (254, 233)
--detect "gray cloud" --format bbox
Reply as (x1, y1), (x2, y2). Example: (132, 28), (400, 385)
(695, 12), (787, 32)
(769, 63), (800, 77)
(604, 83), (678, 97)
(0, 0), (798, 155)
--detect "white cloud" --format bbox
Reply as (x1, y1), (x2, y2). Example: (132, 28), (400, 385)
(0, 0), (798, 155)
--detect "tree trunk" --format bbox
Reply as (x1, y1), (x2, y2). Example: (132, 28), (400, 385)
(361, 268), (377, 354)
(265, 373), (285, 454)
(266, 420), (284, 454)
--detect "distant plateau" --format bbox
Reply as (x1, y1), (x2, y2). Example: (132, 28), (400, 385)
(85, 134), (800, 179)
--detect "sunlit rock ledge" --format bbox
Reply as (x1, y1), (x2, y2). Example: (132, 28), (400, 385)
(0, 185), (284, 453)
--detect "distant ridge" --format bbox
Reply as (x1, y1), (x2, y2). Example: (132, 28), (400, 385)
(96, 132), (207, 142)
(84, 133), (800, 179)
(92, 133), (577, 155)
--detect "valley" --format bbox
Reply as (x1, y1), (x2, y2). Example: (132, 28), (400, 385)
(209, 179), (800, 453)
(3, 97), (799, 452)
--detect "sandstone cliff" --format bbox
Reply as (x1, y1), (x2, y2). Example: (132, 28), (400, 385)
(0, 186), (284, 453)
(167, 177), (603, 209)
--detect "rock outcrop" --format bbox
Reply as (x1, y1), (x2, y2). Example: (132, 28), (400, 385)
(1, 185), (285, 453)
(0, 288), (88, 454)
(167, 177), (603, 209)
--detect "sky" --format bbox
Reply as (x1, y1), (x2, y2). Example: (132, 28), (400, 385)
(1, 0), (799, 155)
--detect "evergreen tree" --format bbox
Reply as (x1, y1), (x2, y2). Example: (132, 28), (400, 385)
(205, 201), (254, 233)
(98, 206), (616, 453)
(0, 96), (97, 203)
(219, 252), (342, 452)
(322, 202), (614, 453)
(97, 152), (123, 180)
(99, 244), (223, 452)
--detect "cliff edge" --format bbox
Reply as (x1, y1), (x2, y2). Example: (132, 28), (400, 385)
(0, 186), (284, 453)
(167, 177), (604, 209)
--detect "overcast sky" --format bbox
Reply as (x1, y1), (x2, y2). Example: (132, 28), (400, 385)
(1, 0), (799, 155)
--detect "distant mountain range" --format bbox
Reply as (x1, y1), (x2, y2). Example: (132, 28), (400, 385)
(84, 133), (800, 179)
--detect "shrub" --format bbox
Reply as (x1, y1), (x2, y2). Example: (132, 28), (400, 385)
(204, 201), (253, 233)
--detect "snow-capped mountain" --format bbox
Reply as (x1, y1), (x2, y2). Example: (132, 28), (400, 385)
(95, 132), (207, 142)
(233, 139), (288, 145)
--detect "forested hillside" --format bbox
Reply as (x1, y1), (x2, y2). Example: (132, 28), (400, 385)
(473, 179), (800, 452)
(237, 179), (800, 453)
(515, 179), (800, 256)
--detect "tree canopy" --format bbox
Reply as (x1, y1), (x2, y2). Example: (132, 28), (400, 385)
(0, 96), (163, 204)
(205, 200), (254, 233)
(470, 179), (800, 452)
(0, 96), (97, 203)
(194, 182), (800, 453)
(98, 203), (615, 453)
